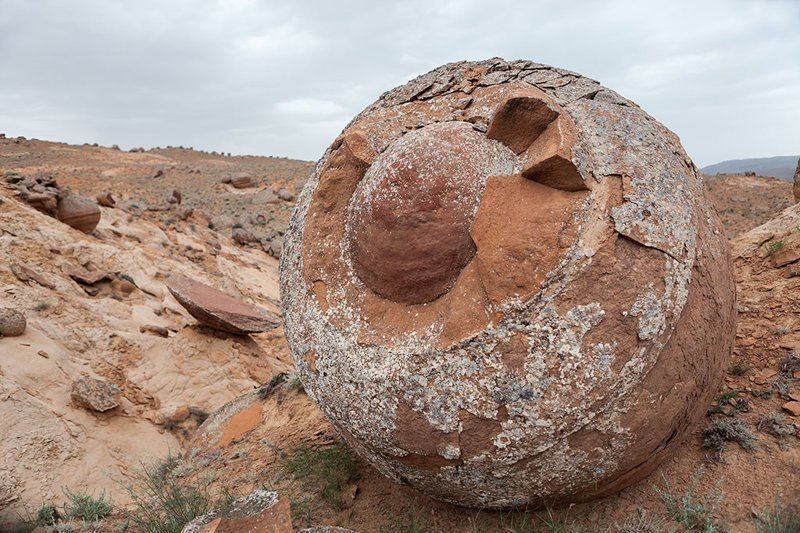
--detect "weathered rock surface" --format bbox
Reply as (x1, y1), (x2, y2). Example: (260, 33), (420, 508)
(794, 157), (800, 203)
(181, 489), (292, 533)
(57, 192), (101, 233)
(167, 275), (280, 334)
(0, 308), (26, 337)
(71, 377), (121, 412)
(231, 173), (254, 189)
(280, 59), (736, 508)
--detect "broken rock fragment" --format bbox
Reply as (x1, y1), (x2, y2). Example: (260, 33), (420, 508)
(167, 275), (279, 335)
(181, 489), (292, 533)
(280, 59), (736, 509)
(71, 377), (121, 412)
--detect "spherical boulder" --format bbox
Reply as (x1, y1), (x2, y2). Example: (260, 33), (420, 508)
(280, 59), (736, 509)
(0, 308), (26, 337)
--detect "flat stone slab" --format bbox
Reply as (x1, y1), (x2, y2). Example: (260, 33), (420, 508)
(167, 275), (279, 335)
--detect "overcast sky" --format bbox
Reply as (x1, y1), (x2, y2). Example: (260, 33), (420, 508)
(0, 0), (798, 166)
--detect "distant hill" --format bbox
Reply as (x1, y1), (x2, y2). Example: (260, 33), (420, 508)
(701, 155), (799, 181)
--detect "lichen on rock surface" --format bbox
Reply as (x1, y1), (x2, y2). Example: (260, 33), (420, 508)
(279, 58), (736, 509)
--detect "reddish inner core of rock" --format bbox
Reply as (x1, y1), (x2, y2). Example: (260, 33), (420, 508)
(347, 122), (515, 304)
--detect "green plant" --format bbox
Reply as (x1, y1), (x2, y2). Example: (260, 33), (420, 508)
(767, 239), (786, 256)
(755, 496), (800, 532)
(36, 502), (60, 525)
(702, 417), (757, 458)
(614, 509), (665, 532)
(121, 454), (218, 533)
(288, 376), (305, 393)
(655, 473), (725, 532)
(285, 443), (360, 510)
(289, 496), (315, 523)
(63, 489), (112, 521)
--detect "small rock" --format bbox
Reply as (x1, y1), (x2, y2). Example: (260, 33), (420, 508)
(753, 368), (778, 385)
(57, 192), (101, 233)
(65, 265), (111, 285)
(167, 189), (182, 205)
(152, 169), (164, 178)
(0, 308), (26, 337)
(232, 227), (258, 245)
(177, 206), (194, 221)
(230, 173), (254, 189)
(166, 275), (280, 335)
(37, 350), (49, 358)
(11, 263), (55, 289)
(253, 188), (280, 204)
(181, 489), (291, 533)
(782, 401), (800, 417)
(276, 188), (295, 202)
(96, 192), (116, 207)
(71, 377), (121, 412)
(140, 324), (170, 337)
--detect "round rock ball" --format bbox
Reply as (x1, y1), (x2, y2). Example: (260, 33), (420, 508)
(280, 59), (736, 509)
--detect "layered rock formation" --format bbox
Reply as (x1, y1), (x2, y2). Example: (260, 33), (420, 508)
(167, 275), (280, 335)
(280, 59), (737, 508)
(794, 157), (799, 202)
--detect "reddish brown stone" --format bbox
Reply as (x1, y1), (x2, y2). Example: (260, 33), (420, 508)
(57, 192), (101, 233)
(167, 275), (279, 334)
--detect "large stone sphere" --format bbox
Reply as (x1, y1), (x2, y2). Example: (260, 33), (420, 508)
(280, 59), (736, 509)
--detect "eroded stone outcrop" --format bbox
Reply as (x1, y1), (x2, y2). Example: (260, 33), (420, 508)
(280, 59), (736, 508)
(793, 157), (799, 203)
(167, 275), (280, 335)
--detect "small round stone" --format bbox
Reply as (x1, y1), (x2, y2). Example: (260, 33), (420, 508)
(0, 308), (26, 337)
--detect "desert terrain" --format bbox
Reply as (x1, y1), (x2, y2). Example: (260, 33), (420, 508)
(0, 135), (798, 532)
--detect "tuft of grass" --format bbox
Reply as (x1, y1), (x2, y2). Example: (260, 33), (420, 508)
(379, 511), (431, 533)
(755, 497), (800, 533)
(258, 372), (288, 399)
(33, 301), (51, 312)
(614, 509), (665, 532)
(288, 376), (305, 393)
(767, 239), (786, 256)
(758, 413), (794, 439)
(703, 417), (757, 459)
(36, 502), (60, 525)
(655, 473), (725, 532)
(63, 489), (112, 522)
(285, 443), (360, 510)
(289, 496), (315, 524)
(121, 453), (219, 533)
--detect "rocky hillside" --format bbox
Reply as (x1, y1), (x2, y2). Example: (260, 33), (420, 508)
(702, 155), (800, 181)
(1, 137), (798, 531)
(704, 173), (794, 238)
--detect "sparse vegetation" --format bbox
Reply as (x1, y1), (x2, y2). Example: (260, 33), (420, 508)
(614, 509), (665, 532)
(121, 453), (220, 533)
(36, 502), (60, 525)
(757, 412), (794, 439)
(258, 372), (288, 399)
(766, 239), (786, 256)
(285, 443), (360, 510)
(754, 497), (800, 533)
(33, 301), (51, 312)
(289, 496), (315, 523)
(702, 417), (757, 458)
(655, 473), (725, 532)
(380, 511), (431, 533)
(63, 489), (112, 522)
(288, 375), (305, 393)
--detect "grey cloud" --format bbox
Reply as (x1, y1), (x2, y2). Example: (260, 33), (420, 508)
(0, 0), (798, 166)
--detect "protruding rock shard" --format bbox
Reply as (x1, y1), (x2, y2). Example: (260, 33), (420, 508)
(71, 377), (121, 412)
(167, 275), (279, 335)
(280, 59), (736, 509)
